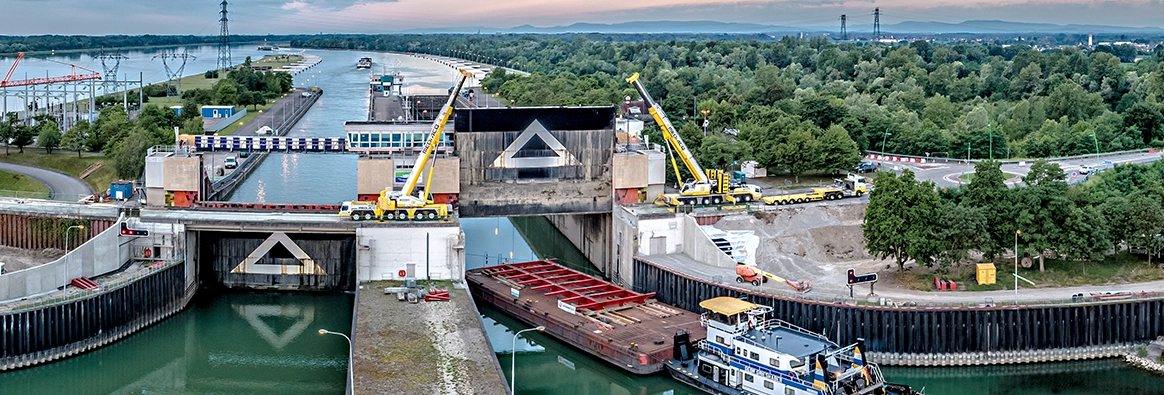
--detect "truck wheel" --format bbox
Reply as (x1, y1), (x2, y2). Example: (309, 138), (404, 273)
(797, 198), (804, 204)
(701, 197), (710, 205)
(426, 212), (437, 220)
(712, 196), (723, 205)
(856, 191), (863, 197)
(751, 279), (762, 286)
(736, 276), (745, 283)
(781, 200), (789, 205)
(350, 213), (362, 221)
(742, 195), (752, 202)
(363, 213), (373, 221)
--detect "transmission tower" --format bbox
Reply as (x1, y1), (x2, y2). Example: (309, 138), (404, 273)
(873, 8), (882, 44)
(840, 15), (848, 41)
(96, 51), (128, 92)
(153, 52), (194, 96)
(218, 0), (232, 71)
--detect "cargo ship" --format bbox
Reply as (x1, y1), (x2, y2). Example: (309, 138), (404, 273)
(667, 297), (921, 395)
(356, 57), (372, 69)
(466, 259), (706, 375)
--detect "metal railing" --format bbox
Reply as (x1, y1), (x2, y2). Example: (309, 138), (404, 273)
(0, 189), (88, 202)
(867, 147), (1160, 165)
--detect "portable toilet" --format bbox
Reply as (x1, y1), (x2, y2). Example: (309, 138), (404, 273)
(169, 106), (183, 116)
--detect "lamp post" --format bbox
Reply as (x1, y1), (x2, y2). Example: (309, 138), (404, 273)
(700, 109), (710, 136)
(64, 225), (84, 289)
(510, 325), (545, 395)
(319, 329), (355, 395)
(1014, 230), (1021, 305)
(879, 129), (892, 168)
(1089, 133), (1100, 167)
(988, 122), (993, 160)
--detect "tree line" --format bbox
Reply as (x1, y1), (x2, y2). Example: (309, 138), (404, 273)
(864, 160), (1164, 271)
(294, 35), (1164, 179)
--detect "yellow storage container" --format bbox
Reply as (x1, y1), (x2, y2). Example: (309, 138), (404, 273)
(976, 263), (997, 285)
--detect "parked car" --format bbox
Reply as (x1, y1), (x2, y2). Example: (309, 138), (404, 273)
(224, 156), (238, 170)
(854, 162), (878, 173)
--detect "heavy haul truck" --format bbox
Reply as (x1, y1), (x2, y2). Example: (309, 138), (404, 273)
(339, 70), (473, 221)
(626, 73), (762, 206)
(762, 173), (868, 206)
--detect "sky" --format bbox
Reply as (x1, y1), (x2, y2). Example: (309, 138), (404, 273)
(6, 0), (1164, 35)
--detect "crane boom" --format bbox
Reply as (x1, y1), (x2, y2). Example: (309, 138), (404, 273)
(397, 69), (473, 198)
(626, 72), (706, 183)
(0, 52), (102, 88)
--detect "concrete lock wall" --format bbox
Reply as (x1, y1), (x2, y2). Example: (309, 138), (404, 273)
(454, 107), (615, 217)
(163, 156), (201, 192)
(545, 213), (611, 274)
(355, 225), (464, 282)
(357, 158), (395, 195)
(0, 261), (195, 371)
(633, 257), (1164, 366)
(0, 218), (130, 303)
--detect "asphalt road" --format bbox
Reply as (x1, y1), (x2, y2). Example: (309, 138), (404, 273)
(233, 88), (316, 137)
(0, 161), (94, 200)
(870, 150), (1164, 188)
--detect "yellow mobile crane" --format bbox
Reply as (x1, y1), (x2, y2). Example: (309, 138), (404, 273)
(340, 69), (473, 221)
(626, 73), (761, 206)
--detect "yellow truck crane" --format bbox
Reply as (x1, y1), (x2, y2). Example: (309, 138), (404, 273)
(339, 69), (473, 221)
(762, 173), (867, 206)
(626, 73), (761, 206)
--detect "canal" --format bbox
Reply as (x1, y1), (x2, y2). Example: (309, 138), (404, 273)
(2, 48), (1161, 394)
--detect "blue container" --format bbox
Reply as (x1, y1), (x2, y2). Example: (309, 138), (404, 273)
(110, 181), (134, 201)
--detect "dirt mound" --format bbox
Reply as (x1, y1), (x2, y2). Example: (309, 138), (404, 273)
(0, 246), (65, 273)
(713, 203), (879, 294)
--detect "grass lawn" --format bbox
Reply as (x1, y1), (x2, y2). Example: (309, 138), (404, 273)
(0, 169), (49, 195)
(898, 252), (1164, 292)
(0, 151), (118, 192)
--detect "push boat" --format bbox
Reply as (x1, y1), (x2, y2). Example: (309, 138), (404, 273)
(667, 297), (920, 395)
(357, 57), (372, 69)
(466, 259), (706, 375)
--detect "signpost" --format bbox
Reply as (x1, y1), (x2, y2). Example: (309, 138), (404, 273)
(846, 269), (878, 298)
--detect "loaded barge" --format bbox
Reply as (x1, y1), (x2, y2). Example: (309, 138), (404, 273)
(466, 259), (706, 375)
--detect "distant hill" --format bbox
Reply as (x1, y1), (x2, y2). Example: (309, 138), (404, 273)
(398, 19), (1164, 35)
(884, 20), (1164, 34)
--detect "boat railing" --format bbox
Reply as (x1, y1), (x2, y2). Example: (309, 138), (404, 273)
(695, 339), (733, 363)
(760, 319), (832, 343)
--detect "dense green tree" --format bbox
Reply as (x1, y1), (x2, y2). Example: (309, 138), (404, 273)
(816, 124), (860, 175)
(181, 117), (204, 135)
(0, 112), (16, 155)
(10, 119), (35, 153)
(964, 160), (1012, 258)
(37, 120), (61, 154)
(215, 80), (241, 107)
(1124, 102), (1164, 145)
(863, 169), (943, 271)
(935, 202), (988, 267)
(1014, 160), (1072, 267)
(61, 120), (89, 158)
(112, 127), (154, 179)
(773, 128), (818, 183)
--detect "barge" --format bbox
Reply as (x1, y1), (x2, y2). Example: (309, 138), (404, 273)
(466, 259), (706, 375)
(667, 297), (920, 395)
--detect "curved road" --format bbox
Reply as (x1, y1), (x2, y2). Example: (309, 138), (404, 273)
(0, 161), (94, 200)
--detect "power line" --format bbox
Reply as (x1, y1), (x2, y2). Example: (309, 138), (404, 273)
(153, 51), (194, 96)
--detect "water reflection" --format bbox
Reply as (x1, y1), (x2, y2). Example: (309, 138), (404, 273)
(0, 291), (353, 395)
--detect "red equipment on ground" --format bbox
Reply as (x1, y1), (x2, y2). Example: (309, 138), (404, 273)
(734, 263), (812, 293)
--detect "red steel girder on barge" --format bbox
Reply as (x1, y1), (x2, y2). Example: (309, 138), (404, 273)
(483, 259), (656, 311)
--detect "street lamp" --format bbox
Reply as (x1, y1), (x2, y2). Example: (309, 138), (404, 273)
(1014, 230), (1021, 304)
(64, 225), (84, 289)
(319, 329), (355, 395)
(879, 129), (892, 168)
(1089, 133), (1100, 167)
(700, 109), (710, 136)
(510, 325), (545, 395)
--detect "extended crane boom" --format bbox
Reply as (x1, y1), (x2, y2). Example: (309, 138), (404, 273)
(395, 69), (473, 199)
(0, 52), (102, 88)
(626, 72), (707, 185)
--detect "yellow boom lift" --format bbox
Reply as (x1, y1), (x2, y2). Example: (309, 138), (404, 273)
(340, 69), (474, 221)
(625, 73), (761, 206)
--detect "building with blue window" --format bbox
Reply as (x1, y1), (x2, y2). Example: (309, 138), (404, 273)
(201, 105), (238, 118)
(343, 121), (454, 154)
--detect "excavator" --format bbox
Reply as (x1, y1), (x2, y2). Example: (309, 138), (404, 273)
(626, 73), (763, 206)
(735, 262), (812, 293)
(340, 69), (473, 221)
